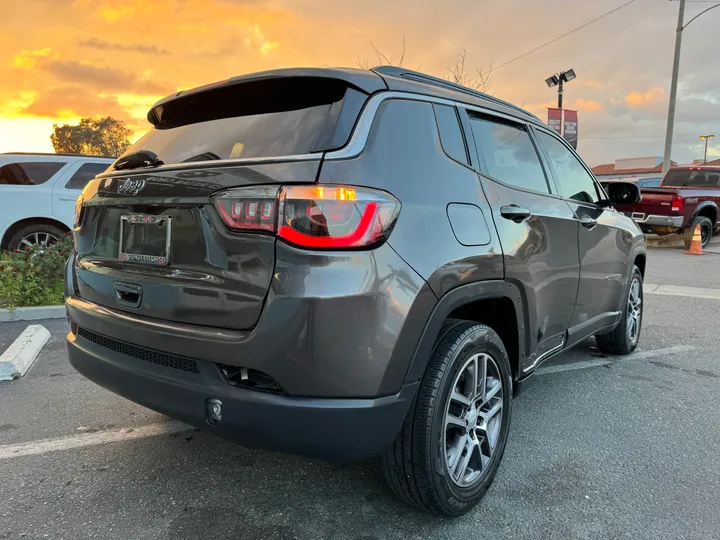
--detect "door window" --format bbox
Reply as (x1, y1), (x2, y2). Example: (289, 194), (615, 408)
(0, 162), (65, 185)
(536, 131), (600, 204)
(65, 163), (109, 190)
(467, 113), (550, 194)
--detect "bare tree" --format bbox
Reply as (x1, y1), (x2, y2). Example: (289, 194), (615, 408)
(356, 36), (406, 69)
(355, 42), (491, 94)
(447, 48), (493, 94)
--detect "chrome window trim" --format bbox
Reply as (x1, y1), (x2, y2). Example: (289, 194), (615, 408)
(325, 91), (535, 161)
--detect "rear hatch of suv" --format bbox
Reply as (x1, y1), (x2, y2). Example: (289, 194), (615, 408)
(72, 70), (385, 330)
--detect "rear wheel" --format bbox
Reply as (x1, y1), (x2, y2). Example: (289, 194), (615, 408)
(381, 321), (512, 516)
(596, 266), (643, 355)
(8, 223), (65, 251)
(683, 216), (713, 249)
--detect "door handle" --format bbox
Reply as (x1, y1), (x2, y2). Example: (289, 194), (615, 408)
(500, 205), (532, 223)
(580, 216), (598, 229)
(59, 197), (76, 201)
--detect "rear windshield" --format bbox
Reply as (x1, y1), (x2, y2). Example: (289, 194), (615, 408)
(663, 170), (720, 188)
(119, 78), (355, 166)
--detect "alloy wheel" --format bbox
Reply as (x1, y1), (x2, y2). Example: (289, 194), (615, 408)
(18, 232), (59, 251)
(444, 352), (504, 488)
(627, 277), (642, 345)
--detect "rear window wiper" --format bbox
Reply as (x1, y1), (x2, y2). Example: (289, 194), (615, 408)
(114, 150), (164, 171)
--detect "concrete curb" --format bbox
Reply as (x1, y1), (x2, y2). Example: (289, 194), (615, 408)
(0, 324), (51, 381)
(0, 305), (65, 322)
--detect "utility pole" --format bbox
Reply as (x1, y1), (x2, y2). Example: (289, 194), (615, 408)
(662, 0), (686, 178)
(661, 1), (720, 175)
(700, 134), (715, 164)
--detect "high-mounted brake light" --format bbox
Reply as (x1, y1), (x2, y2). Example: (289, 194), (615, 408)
(212, 185), (401, 249)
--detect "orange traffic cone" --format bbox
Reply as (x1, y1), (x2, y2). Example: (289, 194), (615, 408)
(684, 224), (705, 255)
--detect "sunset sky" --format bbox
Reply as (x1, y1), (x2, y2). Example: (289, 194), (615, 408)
(2, 0), (719, 166)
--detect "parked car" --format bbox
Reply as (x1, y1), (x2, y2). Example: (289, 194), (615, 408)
(615, 166), (720, 248)
(65, 67), (646, 516)
(0, 153), (113, 250)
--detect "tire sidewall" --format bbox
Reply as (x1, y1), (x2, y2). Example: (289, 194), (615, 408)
(427, 325), (513, 515)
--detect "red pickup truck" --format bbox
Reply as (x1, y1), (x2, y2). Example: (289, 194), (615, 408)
(615, 166), (720, 248)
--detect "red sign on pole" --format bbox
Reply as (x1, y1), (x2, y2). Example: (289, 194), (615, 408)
(547, 108), (562, 136)
(563, 109), (578, 149)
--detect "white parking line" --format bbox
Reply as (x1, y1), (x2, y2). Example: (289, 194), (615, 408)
(0, 421), (192, 461)
(644, 283), (720, 300)
(536, 345), (696, 376)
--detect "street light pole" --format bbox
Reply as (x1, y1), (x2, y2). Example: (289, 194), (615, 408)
(558, 78), (563, 110)
(662, 0), (686, 178)
(700, 134), (715, 164)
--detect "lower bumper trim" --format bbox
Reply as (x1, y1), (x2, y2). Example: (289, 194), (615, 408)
(67, 332), (417, 462)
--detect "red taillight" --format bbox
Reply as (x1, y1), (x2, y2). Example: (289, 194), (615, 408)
(212, 185), (401, 249)
(671, 195), (684, 212)
(213, 187), (279, 232)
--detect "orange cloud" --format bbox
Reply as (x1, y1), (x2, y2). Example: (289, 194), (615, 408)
(625, 87), (665, 108)
(14, 47), (58, 69)
(575, 98), (602, 112)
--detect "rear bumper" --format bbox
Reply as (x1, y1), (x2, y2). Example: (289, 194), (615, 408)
(631, 213), (683, 228)
(67, 330), (417, 462)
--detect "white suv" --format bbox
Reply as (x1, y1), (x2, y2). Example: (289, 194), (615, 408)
(0, 153), (113, 250)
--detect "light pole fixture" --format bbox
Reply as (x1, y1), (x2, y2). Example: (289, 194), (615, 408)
(545, 69), (576, 109)
(700, 134), (715, 164)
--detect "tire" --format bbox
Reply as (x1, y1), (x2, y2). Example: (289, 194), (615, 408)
(596, 266), (643, 355)
(8, 223), (65, 251)
(381, 321), (513, 516)
(683, 216), (713, 249)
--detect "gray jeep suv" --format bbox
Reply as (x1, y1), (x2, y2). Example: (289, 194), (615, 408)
(65, 66), (646, 516)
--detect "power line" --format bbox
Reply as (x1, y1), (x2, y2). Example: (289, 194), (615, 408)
(489, 0), (641, 73)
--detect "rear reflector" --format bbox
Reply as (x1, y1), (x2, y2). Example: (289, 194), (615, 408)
(212, 185), (400, 249)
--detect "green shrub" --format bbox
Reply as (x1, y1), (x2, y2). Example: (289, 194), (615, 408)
(0, 234), (74, 309)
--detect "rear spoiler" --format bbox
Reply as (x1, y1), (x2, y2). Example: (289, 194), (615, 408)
(147, 68), (387, 126)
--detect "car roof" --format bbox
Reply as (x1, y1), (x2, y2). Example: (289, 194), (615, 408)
(147, 66), (543, 128)
(0, 152), (114, 160)
(670, 166), (720, 171)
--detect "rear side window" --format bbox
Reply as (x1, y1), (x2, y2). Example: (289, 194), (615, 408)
(639, 179), (661, 188)
(433, 104), (468, 165)
(0, 162), (65, 185)
(65, 163), (111, 190)
(467, 114), (549, 193)
(536, 131), (600, 204)
(123, 78), (362, 165)
(663, 170), (720, 188)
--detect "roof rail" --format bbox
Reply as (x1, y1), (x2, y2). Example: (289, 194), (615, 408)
(0, 152), (114, 159)
(371, 66), (541, 122)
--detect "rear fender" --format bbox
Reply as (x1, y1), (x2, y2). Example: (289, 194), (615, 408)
(402, 280), (529, 385)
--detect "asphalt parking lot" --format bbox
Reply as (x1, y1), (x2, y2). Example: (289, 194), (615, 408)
(2, 247), (720, 540)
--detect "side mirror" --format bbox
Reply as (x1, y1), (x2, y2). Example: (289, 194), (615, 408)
(602, 181), (641, 207)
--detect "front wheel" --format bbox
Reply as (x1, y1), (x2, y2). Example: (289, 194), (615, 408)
(596, 266), (643, 355)
(381, 322), (513, 516)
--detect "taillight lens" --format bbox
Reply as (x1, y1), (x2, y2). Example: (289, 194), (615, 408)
(213, 187), (280, 232)
(73, 194), (84, 228)
(212, 185), (400, 249)
(671, 195), (684, 212)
